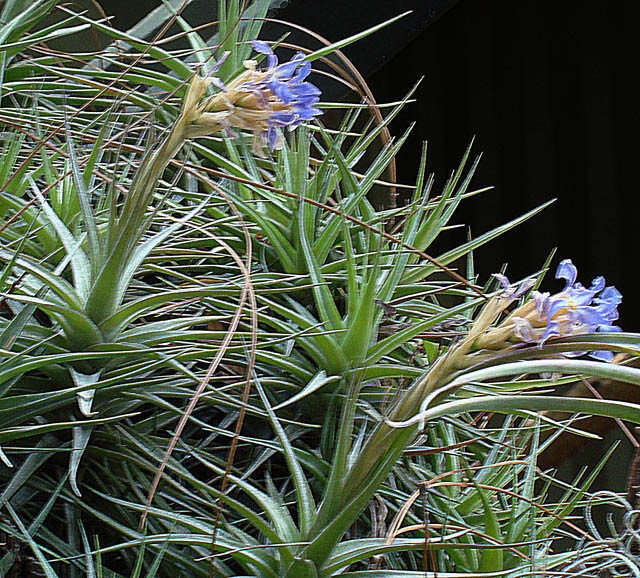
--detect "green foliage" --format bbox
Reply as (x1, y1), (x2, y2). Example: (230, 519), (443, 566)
(1, 1), (639, 577)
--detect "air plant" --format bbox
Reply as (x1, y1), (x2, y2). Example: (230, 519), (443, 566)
(2, 1), (640, 576)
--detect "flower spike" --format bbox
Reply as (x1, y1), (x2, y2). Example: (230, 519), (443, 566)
(477, 259), (622, 361)
(185, 40), (323, 152)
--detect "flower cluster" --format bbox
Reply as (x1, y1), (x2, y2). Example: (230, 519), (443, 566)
(197, 41), (321, 152)
(497, 259), (622, 360)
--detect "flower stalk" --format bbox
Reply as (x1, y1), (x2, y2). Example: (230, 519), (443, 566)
(305, 259), (624, 569)
(85, 43), (321, 325)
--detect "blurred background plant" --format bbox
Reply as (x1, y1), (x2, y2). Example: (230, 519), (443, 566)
(2, 0), (640, 576)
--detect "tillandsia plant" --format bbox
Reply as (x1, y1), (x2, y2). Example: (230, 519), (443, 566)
(232, 258), (640, 576)
(3, 1), (640, 577)
(0, 31), (322, 494)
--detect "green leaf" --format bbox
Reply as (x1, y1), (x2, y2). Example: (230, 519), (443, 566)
(305, 12), (411, 62)
(144, 536), (170, 578)
(78, 519), (97, 578)
(0, 435), (58, 508)
(273, 371), (341, 411)
(322, 537), (441, 575)
(255, 376), (315, 536)
(29, 177), (92, 300)
(297, 193), (344, 333)
(414, 142), (478, 252)
(284, 558), (319, 577)
(304, 424), (416, 569)
(340, 570), (440, 578)
(418, 394), (640, 425)
(130, 530), (146, 578)
(3, 502), (59, 578)
(65, 122), (102, 266)
(69, 368), (102, 417)
(124, 0), (194, 40)
(29, 472), (69, 535)
(70, 425), (93, 497)
(0, 413), (138, 443)
(59, 6), (192, 78)
(341, 249), (381, 364)
(3, 293), (103, 349)
(0, 0), (56, 46)
(0, 249), (84, 310)
(405, 199), (555, 284)
(313, 124), (413, 265)
(423, 340), (439, 364)
(0, 445), (12, 467)
(99, 286), (236, 340)
(475, 480), (503, 572)
(227, 190), (297, 273)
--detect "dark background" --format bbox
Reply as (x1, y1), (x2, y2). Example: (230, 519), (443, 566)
(272, 0), (636, 327)
(96, 0), (636, 328)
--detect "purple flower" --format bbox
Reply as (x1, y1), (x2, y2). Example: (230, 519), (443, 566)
(542, 259), (621, 337)
(200, 41), (322, 152)
(245, 41), (321, 148)
(513, 259), (622, 361)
